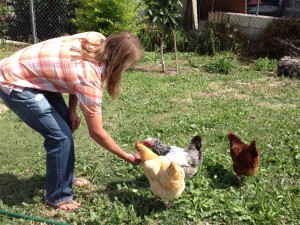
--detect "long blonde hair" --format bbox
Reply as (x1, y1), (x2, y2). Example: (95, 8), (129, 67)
(77, 31), (142, 99)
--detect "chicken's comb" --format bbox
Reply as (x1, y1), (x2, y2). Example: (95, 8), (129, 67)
(142, 140), (152, 147)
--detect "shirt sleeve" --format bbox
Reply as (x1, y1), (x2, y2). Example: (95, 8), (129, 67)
(74, 61), (103, 116)
(78, 85), (102, 116)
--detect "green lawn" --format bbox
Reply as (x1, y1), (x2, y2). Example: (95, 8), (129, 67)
(0, 48), (299, 224)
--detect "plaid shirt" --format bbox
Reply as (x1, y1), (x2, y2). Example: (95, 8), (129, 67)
(0, 32), (106, 116)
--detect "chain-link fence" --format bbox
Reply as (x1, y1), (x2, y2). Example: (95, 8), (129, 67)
(1, 0), (299, 45)
(1, 0), (73, 44)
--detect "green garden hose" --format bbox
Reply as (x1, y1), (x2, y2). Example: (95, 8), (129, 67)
(0, 209), (70, 225)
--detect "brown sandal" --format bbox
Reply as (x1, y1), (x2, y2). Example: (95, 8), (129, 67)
(72, 177), (91, 187)
(45, 199), (81, 211)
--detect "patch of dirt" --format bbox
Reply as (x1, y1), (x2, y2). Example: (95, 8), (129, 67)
(133, 63), (180, 76)
(197, 82), (249, 99)
(258, 101), (297, 110)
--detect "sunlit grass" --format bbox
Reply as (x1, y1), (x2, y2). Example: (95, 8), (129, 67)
(0, 49), (299, 224)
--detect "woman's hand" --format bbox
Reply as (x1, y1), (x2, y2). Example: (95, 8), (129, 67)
(125, 152), (141, 165)
(68, 94), (81, 132)
(69, 110), (81, 132)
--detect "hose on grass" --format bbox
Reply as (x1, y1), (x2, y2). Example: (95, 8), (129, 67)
(0, 209), (70, 225)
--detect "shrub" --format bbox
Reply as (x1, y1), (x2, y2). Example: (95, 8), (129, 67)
(251, 57), (277, 73)
(187, 22), (245, 55)
(0, 0), (15, 39)
(73, 0), (145, 36)
(204, 55), (237, 74)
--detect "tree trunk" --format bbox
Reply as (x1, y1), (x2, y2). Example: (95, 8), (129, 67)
(160, 25), (165, 73)
(173, 30), (179, 73)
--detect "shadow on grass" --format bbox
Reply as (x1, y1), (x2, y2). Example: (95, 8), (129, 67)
(206, 163), (240, 188)
(0, 173), (45, 206)
(100, 175), (167, 217)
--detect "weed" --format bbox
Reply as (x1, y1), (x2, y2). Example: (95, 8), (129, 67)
(204, 54), (237, 74)
(251, 57), (277, 73)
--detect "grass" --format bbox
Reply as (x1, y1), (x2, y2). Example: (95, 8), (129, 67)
(0, 46), (299, 225)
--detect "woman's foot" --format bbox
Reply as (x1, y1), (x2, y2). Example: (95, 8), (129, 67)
(46, 199), (81, 211)
(72, 177), (91, 187)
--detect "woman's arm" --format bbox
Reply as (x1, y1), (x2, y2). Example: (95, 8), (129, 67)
(68, 94), (81, 132)
(84, 113), (140, 165)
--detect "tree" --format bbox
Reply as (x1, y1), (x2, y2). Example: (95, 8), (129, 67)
(144, 0), (182, 72)
(73, 0), (144, 36)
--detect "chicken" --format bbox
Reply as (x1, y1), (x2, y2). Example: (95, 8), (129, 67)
(142, 135), (202, 177)
(135, 142), (185, 203)
(227, 131), (260, 185)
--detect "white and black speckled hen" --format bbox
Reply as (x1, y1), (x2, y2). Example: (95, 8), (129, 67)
(142, 135), (202, 178)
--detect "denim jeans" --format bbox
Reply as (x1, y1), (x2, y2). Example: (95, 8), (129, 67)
(0, 88), (74, 204)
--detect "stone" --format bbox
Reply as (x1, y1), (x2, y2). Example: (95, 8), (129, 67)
(277, 56), (300, 78)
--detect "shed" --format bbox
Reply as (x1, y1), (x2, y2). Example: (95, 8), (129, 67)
(184, 0), (300, 38)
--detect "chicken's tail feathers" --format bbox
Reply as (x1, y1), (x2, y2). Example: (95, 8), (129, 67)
(186, 135), (203, 161)
(190, 135), (202, 151)
(187, 135), (202, 156)
(249, 140), (260, 157)
(250, 139), (256, 146)
(168, 161), (185, 179)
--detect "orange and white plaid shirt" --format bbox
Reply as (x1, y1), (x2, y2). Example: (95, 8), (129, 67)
(0, 32), (106, 116)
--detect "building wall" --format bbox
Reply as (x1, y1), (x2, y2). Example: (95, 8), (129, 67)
(208, 11), (281, 39)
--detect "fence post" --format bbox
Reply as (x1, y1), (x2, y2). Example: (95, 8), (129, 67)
(29, 0), (37, 44)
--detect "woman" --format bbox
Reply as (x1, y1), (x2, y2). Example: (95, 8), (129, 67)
(0, 31), (142, 211)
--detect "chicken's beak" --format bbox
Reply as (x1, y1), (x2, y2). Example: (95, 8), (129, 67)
(135, 141), (141, 152)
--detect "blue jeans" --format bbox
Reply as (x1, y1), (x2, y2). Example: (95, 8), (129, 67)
(0, 88), (74, 204)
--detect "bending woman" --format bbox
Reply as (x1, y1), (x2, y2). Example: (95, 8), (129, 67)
(0, 31), (142, 211)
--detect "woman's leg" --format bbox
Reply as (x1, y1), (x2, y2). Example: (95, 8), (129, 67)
(0, 88), (78, 209)
(43, 92), (90, 186)
(43, 91), (71, 128)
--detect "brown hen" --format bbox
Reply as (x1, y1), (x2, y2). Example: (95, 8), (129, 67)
(227, 131), (260, 185)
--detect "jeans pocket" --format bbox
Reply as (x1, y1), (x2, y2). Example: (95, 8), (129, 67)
(10, 88), (52, 115)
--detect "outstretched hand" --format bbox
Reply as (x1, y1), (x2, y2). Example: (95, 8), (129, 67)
(126, 152), (141, 165)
